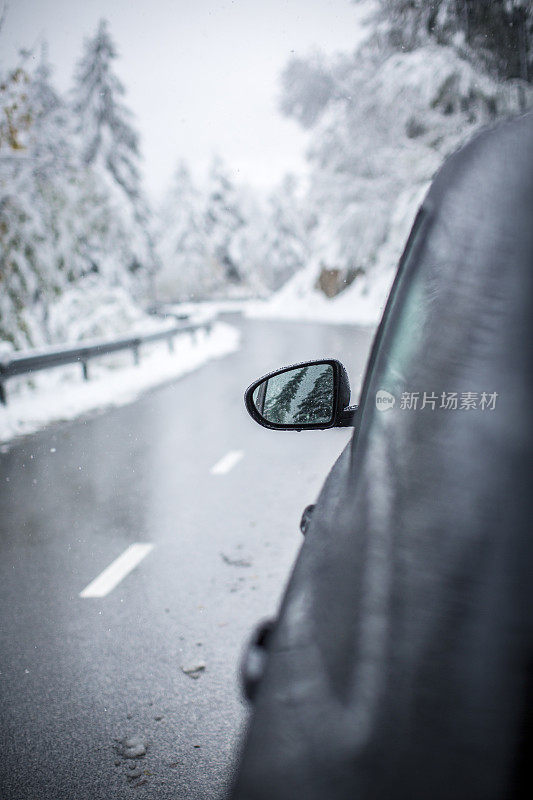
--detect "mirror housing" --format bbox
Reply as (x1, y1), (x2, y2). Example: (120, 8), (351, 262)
(244, 359), (357, 431)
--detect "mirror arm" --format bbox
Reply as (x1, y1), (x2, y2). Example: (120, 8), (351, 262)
(337, 405), (359, 427)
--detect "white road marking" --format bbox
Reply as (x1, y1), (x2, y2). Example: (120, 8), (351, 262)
(79, 543), (154, 598)
(210, 450), (244, 475)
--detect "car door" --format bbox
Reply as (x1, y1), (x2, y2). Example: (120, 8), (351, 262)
(231, 113), (533, 800)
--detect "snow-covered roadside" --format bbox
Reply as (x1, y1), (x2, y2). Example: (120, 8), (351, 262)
(244, 181), (430, 328)
(166, 271), (393, 328)
(165, 298), (259, 323)
(167, 290), (389, 328)
(0, 322), (240, 446)
(244, 267), (394, 327)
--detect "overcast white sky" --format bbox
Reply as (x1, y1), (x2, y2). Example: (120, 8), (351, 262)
(2, 0), (369, 199)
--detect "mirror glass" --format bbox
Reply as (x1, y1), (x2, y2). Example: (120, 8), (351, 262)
(252, 363), (334, 426)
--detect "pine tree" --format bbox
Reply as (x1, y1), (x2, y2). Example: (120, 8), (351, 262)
(261, 175), (308, 291)
(204, 155), (245, 284)
(72, 19), (142, 203)
(155, 162), (213, 300)
(71, 19), (155, 288)
(293, 368), (334, 425)
(264, 368), (307, 424)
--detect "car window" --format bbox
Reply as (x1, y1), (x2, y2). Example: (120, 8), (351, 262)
(351, 207), (433, 452)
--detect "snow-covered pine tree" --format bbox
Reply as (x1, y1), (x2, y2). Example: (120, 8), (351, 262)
(260, 175), (308, 291)
(72, 19), (141, 202)
(221, 183), (268, 297)
(203, 155), (245, 286)
(155, 162), (215, 300)
(25, 47), (94, 291)
(71, 19), (155, 291)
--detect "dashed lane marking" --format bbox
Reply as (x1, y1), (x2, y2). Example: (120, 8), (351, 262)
(79, 543), (154, 598)
(210, 450), (244, 475)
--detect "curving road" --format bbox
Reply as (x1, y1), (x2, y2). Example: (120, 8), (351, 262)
(0, 316), (374, 800)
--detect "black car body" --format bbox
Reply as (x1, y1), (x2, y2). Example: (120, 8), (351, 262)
(231, 112), (533, 799)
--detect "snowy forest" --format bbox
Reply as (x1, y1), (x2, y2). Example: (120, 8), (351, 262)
(1, 1), (532, 350)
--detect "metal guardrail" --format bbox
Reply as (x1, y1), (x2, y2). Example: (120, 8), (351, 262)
(0, 320), (212, 405)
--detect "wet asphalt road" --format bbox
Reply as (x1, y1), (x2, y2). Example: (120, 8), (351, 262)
(0, 316), (374, 800)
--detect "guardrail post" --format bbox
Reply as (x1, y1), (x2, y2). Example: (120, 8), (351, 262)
(82, 361), (89, 381)
(167, 335), (174, 353)
(133, 345), (140, 366)
(0, 381), (6, 406)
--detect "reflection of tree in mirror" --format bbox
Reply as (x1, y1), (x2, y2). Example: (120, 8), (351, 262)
(264, 368), (307, 424)
(293, 368), (334, 424)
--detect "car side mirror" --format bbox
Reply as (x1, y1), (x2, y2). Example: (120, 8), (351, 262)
(244, 359), (357, 430)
